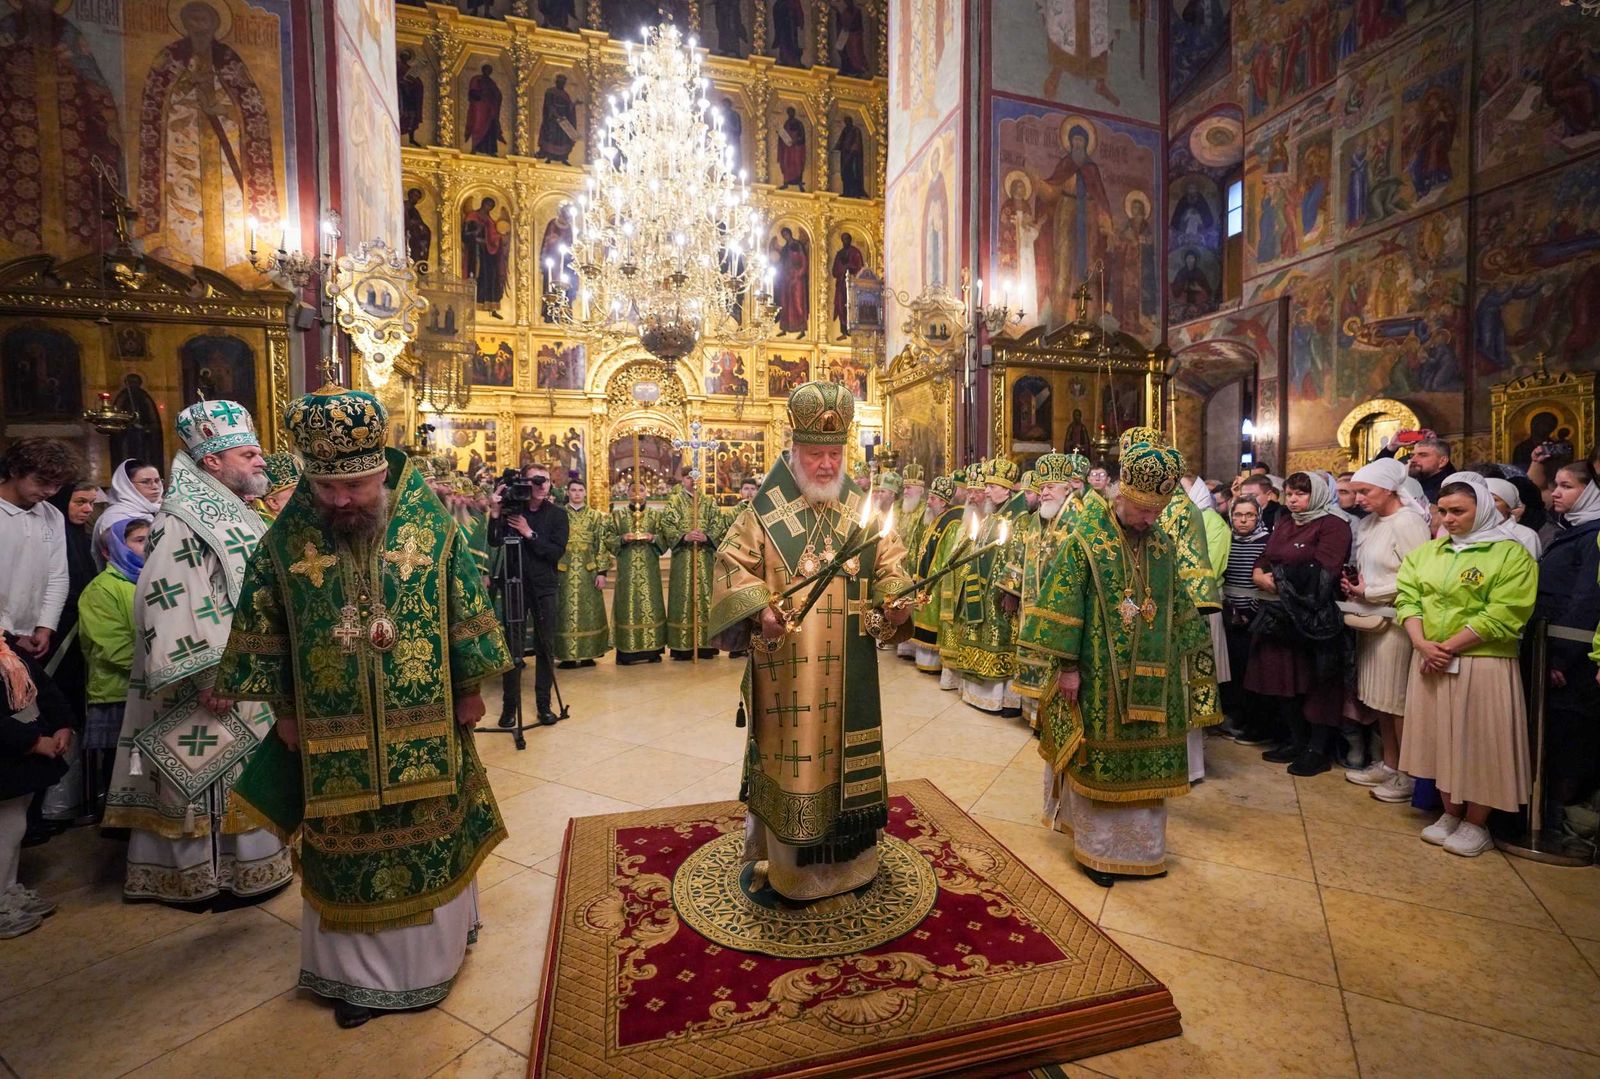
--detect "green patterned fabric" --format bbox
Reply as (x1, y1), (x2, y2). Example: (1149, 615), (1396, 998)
(1160, 495), (1222, 726)
(606, 503), (668, 653)
(217, 449), (511, 932)
(1018, 494), (1201, 804)
(948, 492), (1030, 679)
(912, 505), (964, 647)
(663, 488), (730, 651)
(555, 504), (613, 661)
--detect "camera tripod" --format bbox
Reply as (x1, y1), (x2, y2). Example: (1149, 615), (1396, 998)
(477, 530), (568, 751)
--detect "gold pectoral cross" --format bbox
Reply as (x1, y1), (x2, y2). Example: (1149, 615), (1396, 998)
(334, 603), (364, 654)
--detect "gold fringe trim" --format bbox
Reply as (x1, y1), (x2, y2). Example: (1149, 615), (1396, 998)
(379, 776), (457, 806)
(306, 735), (369, 754)
(305, 791), (382, 818)
(1068, 774), (1191, 804)
(301, 823), (508, 934)
(101, 806), (214, 839)
(228, 789), (295, 845)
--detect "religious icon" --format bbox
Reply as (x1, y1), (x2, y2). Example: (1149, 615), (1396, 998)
(768, 354), (809, 397)
(769, 227), (810, 337)
(539, 215), (576, 320)
(829, 233), (865, 339)
(463, 62), (505, 156)
(404, 188), (432, 270)
(180, 333), (258, 417)
(110, 374), (164, 466)
(137, 0), (280, 269)
(831, 0), (870, 77)
(1, 324), (84, 421)
(397, 48), (426, 148)
(461, 196), (511, 318)
(776, 106), (807, 190)
(709, 0), (750, 57)
(771, 0), (805, 67)
(534, 74), (583, 165)
(834, 115), (867, 198)
(539, 0), (580, 31)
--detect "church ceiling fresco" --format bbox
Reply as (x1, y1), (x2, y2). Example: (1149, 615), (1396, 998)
(1167, 106), (1242, 324)
(989, 0), (1162, 125)
(1168, 0), (1230, 104)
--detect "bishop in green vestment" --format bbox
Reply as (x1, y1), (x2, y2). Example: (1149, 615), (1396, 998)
(937, 466), (987, 688)
(217, 383), (511, 1029)
(664, 470), (730, 658)
(1019, 441), (1210, 888)
(1004, 454), (1090, 728)
(607, 485), (668, 663)
(708, 383), (912, 902)
(894, 464), (928, 660)
(950, 457), (1028, 713)
(554, 476), (612, 664)
(911, 473), (962, 674)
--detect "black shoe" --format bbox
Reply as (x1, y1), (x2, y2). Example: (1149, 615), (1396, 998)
(579, 659), (596, 668)
(538, 710), (561, 727)
(999, 707), (1023, 718)
(334, 998), (375, 1029)
(1232, 729), (1272, 746)
(1083, 866), (1116, 888)
(20, 827), (51, 848)
(1287, 752), (1331, 777)
(557, 661), (578, 669)
(728, 649), (748, 659)
(497, 714), (517, 729)
(1261, 744), (1299, 764)
(670, 650), (692, 661)
(698, 648), (719, 659)
(647, 653), (663, 663)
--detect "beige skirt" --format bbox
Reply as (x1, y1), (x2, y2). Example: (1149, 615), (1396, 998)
(1356, 620), (1412, 716)
(1398, 653), (1531, 812)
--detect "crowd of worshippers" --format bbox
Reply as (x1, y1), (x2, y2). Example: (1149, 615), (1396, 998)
(882, 432), (1600, 870)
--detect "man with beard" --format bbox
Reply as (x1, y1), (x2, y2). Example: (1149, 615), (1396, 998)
(910, 472), (960, 674)
(936, 466), (989, 689)
(104, 401), (292, 906)
(892, 463), (927, 660)
(948, 458), (1026, 714)
(553, 477), (611, 668)
(1004, 454), (1089, 728)
(1020, 439), (1207, 887)
(217, 381), (510, 1028)
(708, 382), (912, 901)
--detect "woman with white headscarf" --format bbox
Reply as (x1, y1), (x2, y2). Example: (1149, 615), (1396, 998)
(92, 460), (163, 566)
(1483, 478), (1541, 560)
(1396, 472), (1536, 857)
(1526, 460), (1600, 823)
(1341, 458), (1434, 802)
(1244, 472), (1353, 775)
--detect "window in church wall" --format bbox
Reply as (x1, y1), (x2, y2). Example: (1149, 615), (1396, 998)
(1224, 176), (1243, 303)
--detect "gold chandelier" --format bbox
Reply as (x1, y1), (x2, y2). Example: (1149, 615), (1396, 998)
(554, 24), (771, 360)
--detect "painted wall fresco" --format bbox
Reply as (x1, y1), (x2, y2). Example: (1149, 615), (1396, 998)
(0, 0), (305, 283)
(519, 421), (586, 480)
(1168, 107), (1243, 322)
(1334, 18), (1469, 247)
(1169, 0), (1230, 104)
(1473, 0), (1600, 192)
(1242, 88), (1335, 278)
(1166, 298), (1283, 474)
(989, 0), (1161, 125)
(336, 0), (401, 251)
(1471, 154), (1600, 422)
(1233, 0), (1462, 126)
(885, 111), (959, 356)
(887, 0), (961, 184)
(991, 98), (1162, 339)
(706, 424), (767, 503)
(1334, 204), (1467, 434)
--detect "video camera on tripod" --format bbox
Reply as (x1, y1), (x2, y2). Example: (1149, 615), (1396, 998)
(497, 467), (547, 520)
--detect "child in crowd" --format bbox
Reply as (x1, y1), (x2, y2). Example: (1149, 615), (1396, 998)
(77, 518), (150, 819)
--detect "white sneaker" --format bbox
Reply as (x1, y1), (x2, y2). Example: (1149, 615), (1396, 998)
(1443, 821), (1495, 857)
(3, 884), (54, 918)
(1421, 813), (1463, 845)
(1345, 761), (1394, 787)
(0, 896), (42, 940)
(1371, 772), (1415, 803)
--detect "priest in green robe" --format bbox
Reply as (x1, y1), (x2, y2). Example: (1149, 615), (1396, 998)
(607, 483), (668, 664)
(708, 382), (913, 901)
(949, 457), (1026, 714)
(911, 473), (961, 674)
(937, 465), (987, 689)
(217, 382), (511, 1029)
(893, 463), (928, 661)
(554, 476), (611, 666)
(664, 468), (730, 659)
(1019, 440), (1208, 888)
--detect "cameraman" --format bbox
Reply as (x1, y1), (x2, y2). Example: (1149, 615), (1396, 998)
(488, 464), (569, 726)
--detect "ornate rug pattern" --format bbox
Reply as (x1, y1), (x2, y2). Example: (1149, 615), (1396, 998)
(529, 779), (1178, 1078)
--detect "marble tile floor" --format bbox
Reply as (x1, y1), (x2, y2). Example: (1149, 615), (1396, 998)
(5, 654), (1600, 1078)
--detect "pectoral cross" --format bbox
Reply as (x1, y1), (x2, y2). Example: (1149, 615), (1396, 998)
(334, 604), (364, 654)
(776, 739), (813, 778)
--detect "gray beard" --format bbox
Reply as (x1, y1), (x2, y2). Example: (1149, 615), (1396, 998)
(214, 465), (268, 501)
(1040, 498), (1065, 520)
(794, 460), (844, 504)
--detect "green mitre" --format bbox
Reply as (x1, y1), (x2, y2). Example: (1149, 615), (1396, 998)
(787, 381), (855, 445)
(262, 452), (302, 496)
(284, 382), (389, 478)
(1120, 442), (1185, 509)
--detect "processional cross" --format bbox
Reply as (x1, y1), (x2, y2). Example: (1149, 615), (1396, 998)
(671, 421), (721, 662)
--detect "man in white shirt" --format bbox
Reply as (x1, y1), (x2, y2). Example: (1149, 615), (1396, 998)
(0, 439), (82, 657)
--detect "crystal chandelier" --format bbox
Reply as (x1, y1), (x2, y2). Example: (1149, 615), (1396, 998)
(556, 24), (771, 360)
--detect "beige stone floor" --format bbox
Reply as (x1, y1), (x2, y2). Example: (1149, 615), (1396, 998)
(6, 654), (1600, 1078)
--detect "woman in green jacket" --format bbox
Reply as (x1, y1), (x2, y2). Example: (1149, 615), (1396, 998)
(1396, 473), (1537, 858)
(77, 517), (150, 816)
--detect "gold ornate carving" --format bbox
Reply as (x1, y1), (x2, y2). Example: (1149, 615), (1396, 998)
(1333, 398), (1422, 472)
(1490, 354), (1596, 468)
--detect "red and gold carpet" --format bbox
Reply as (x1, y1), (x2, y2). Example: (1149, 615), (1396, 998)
(528, 778), (1178, 1078)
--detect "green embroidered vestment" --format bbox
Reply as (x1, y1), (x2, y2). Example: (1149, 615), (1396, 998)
(554, 504), (612, 661)
(606, 504), (668, 654)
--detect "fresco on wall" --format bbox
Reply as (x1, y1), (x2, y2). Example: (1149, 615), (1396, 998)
(519, 422), (585, 479)
(1472, 156), (1600, 422)
(1334, 205), (1467, 433)
(1334, 18), (1469, 246)
(1474, 0), (1600, 192)
(0, 0), (300, 281)
(989, 0), (1161, 125)
(1169, 0), (1230, 103)
(1166, 298), (1282, 471)
(992, 100), (1162, 340)
(885, 112), (959, 357)
(887, 0), (961, 184)
(707, 425), (766, 504)
(337, 0), (401, 252)
(1168, 108), (1243, 323)
(536, 341), (586, 390)
(1243, 88), (1335, 278)
(1234, 0), (1463, 126)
